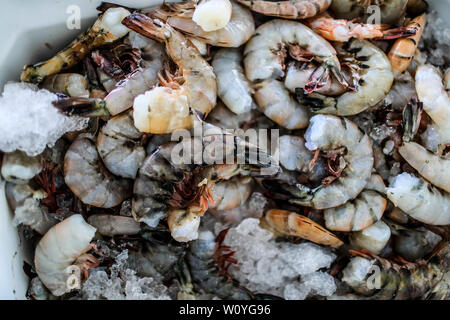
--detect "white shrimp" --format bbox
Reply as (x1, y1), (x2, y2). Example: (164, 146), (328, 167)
(236, 0), (331, 19)
(399, 142), (450, 193)
(415, 64), (450, 149)
(96, 111), (146, 179)
(41, 73), (90, 97)
(34, 214), (98, 296)
(244, 19), (342, 83)
(123, 15), (217, 134)
(192, 0), (232, 32)
(324, 174), (387, 232)
(350, 220), (391, 255)
(300, 39), (393, 116)
(1, 150), (42, 184)
(386, 172), (450, 225)
(148, 1), (255, 47)
(270, 115), (374, 209)
(212, 48), (254, 114)
(208, 176), (254, 211)
(254, 79), (310, 129)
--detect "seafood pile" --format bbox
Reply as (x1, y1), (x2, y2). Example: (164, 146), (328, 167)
(0, 0), (449, 300)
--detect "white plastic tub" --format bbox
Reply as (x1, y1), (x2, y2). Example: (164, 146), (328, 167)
(0, 0), (448, 300)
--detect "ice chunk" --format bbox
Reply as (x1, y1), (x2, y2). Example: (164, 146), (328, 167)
(0, 82), (88, 156)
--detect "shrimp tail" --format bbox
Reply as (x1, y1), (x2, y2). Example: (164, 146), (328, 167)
(122, 13), (165, 42)
(402, 98), (423, 142)
(52, 97), (110, 117)
(380, 26), (418, 40)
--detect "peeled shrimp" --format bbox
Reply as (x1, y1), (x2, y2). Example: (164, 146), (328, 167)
(122, 15), (217, 133)
(324, 174), (387, 232)
(212, 48), (254, 114)
(41, 73), (90, 97)
(261, 209), (344, 248)
(64, 135), (132, 208)
(399, 142), (450, 193)
(301, 39), (393, 116)
(34, 214), (98, 296)
(236, 0), (331, 19)
(96, 111), (145, 179)
(350, 220), (391, 254)
(387, 172), (450, 225)
(1, 150), (42, 184)
(192, 0), (232, 32)
(21, 8), (131, 83)
(208, 176), (254, 211)
(148, 1), (255, 47)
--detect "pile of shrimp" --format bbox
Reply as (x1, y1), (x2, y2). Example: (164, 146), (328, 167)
(1, 0), (449, 300)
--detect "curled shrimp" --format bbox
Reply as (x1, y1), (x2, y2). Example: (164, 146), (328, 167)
(148, 1), (255, 47)
(41, 73), (90, 97)
(1, 150), (42, 184)
(64, 135), (132, 208)
(208, 176), (254, 211)
(34, 214), (98, 296)
(399, 142), (450, 193)
(261, 209), (344, 248)
(122, 14), (217, 133)
(388, 14), (426, 75)
(53, 31), (166, 117)
(212, 48), (254, 115)
(386, 172), (450, 225)
(305, 12), (417, 42)
(236, 0), (331, 19)
(350, 220), (391, 254)
(266, 115), (373, 209)
(21, 8), (131, 84)
(324, 174), (387, 232)
(244, 19), (342, 84)
(96, 111), (146, 179)
(329, 0), (408, 25)
(298, 39), (393, 116)
(415, 64), (450, 149)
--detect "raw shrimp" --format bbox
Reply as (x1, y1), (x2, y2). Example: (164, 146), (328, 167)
(192, 0), (232, 32)
(174, 260), (197, 300)
(298, 39), (393, 116)
(64, 135), (132, 208)
(350, 220), (391, 254)
(305, 12), (417, 42)
(122, 15), (217, 133)
(41, 73), (90, 97)
(34, 214), (98, 296)
(254, 79), (310, 129)
(261, 209), (344, 248)
(244, 19), (342, 84)
(399, 142), (450, 193)
(386, 173), (450, 225)
(324, 174), (387, 232)
(148, 1), (255, 47)
(53, 31), (166, 117)
(415, 64), (450, 148)
(87, 214), (140, 236)
(266, 115), (373, 209)
(236, 0), (331, 19)
(208, 176), (254, 211)
(96, 111), (146, 179)
(329, 0), (408, 25)
(21, 8), (131, 83)
(1, 150), (42, 184)
(388, 14), (426, 75)
(212, 48), (254, 114)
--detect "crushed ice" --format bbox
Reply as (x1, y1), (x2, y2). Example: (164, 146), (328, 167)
(0, 82), (88, 156)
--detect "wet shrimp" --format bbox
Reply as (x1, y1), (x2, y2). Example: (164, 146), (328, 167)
(212, 48), (254, 115)
(192, 0), (232, 32)
(415, 64), (450, 149)
(1, 150), (42, 184)
(350, 220), (391, 254)
(41, 73), (90, 97)
(261, 209), (344, 248)
(53, 31), (166, 117)
(305, 12), (417, 42)
(329, 0), (408, 25)
(21, 8), (131, 84)
(208, 176), (254, 211)
(388, 14), (426, 75)
(324, 174), (387, 232)
(96, 111), (146, 179)
(298, 39), (393, 116)
(87, 214), (140, 236)
(64, 135), (132, 208)
(148, 1), (255, 47)
(236, 0), (331, 19)
(386, 172), (450, 225)
(399, 142), (450, 193)
(266, 115), (373, 209)
(122, 15), (217, 134)
(34, 214), (98, 296)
